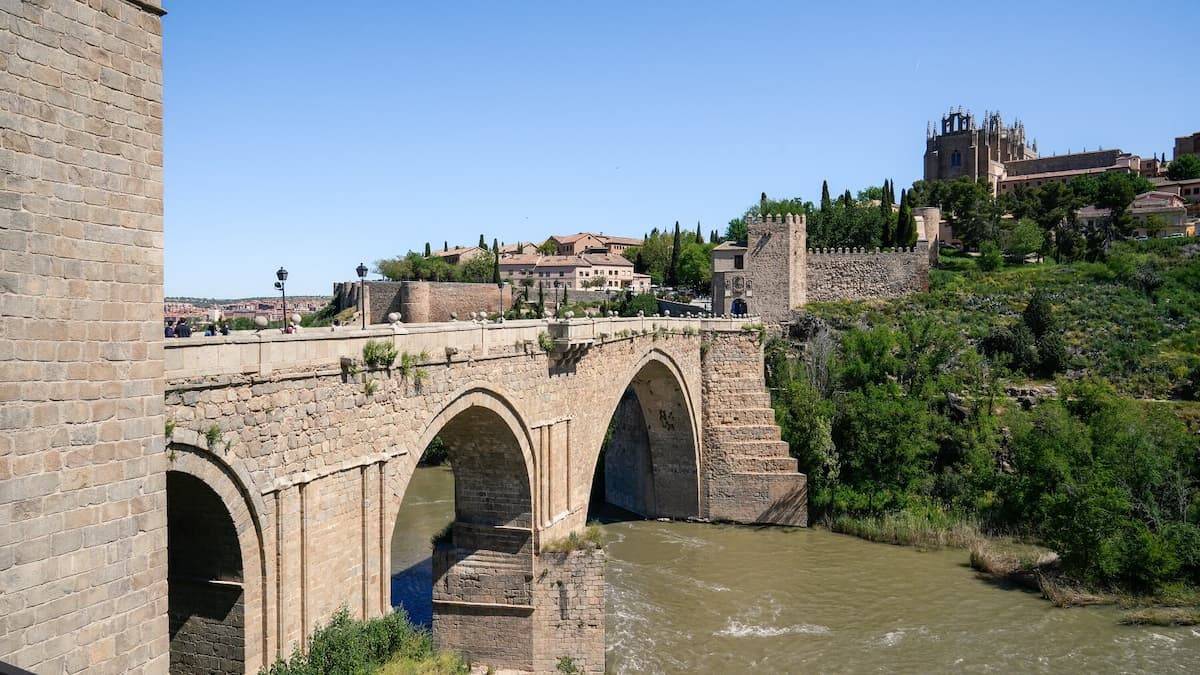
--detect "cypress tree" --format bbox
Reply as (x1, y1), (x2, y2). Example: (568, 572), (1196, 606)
(635, 250), (645, 274)
(478, 234), (487, 250)
(443, 241), (448, 252)
(695, 221), (702, 243)
(841, 190), (853, 208)
(820, 180), (832, 212)
(424, 242), (431, 257)
(491, 238), (501, 284)
(667, 221), (682, 287)
(897, 189), (917, 246)
(710, 229), (718, 244)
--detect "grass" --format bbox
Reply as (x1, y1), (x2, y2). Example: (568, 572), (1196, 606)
(827, 508), (982, 550)
(375, 651), (468, 674)
(541, 525), (603, 553)
(1119, 608), (1200, 626)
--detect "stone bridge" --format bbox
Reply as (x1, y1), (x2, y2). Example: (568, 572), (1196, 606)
(162, 316), (806, 673)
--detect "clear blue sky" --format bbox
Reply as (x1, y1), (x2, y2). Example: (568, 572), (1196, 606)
(164, 0), (1199, 297)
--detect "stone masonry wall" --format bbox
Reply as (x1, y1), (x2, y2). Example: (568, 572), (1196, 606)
(804, 243), (930, 303)
(532, 549), (605, 674)
(701, 331), (807, 525)
(1, 1), (167, 673)
(398, 281), (514, 324)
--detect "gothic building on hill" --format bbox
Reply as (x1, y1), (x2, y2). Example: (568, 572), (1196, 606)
(923, 108), (1038, 190)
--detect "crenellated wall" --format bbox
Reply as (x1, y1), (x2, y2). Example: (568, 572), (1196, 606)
(804, 243), (930, 303)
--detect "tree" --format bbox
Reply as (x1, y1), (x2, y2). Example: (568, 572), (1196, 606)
(538, 239), (557, 255)
(725, 218), (747, 246)
(895, 189), (917, 247)
(424, 242), (431, 257)
(443, 241), (448, 252)
(491, 238), (501, 284)
(460, 250), (495, 283)
(695, 221), (702, 243)
(841, 190), (853, 208)
(676, 242), (711, 292)
(820, 180), (832, 212)
(667, 221), (682, 287)
(478, 234), (487, 250)
(1001, 218), (1044, 263)
(1167, 154), (1200, 181)
(1023, 290), (1056, 339)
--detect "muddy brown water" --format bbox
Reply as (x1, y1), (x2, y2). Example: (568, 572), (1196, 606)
(392, 466), (1200, 673)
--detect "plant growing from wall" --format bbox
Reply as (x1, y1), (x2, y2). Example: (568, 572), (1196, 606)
(741, 322), (766, 345)
(556, 656), (581, 674)
(204, 424), (222, 451)
(164, 419), (175, 441)
(363, 379), (378, 397)
(362, 339), (398, 369)
(537, 331), (555, 352)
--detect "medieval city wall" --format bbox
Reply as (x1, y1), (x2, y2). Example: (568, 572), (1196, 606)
(1, 1), (168, 672)
(804, 243), (930, 303)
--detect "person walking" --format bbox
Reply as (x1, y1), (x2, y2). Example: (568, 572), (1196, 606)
(176, 318), (191, 338)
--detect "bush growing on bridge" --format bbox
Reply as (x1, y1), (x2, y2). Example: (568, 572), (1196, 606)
(363, 339), (398, 369)
(261, 607), (466, 675)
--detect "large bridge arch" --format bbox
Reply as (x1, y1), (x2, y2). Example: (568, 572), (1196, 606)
(586, 348), (703, 520)
(165, 439), (269, 674)
(386, 385), (539, 670)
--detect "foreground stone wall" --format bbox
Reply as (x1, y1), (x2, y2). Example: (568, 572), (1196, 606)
(804, 243), (930, 303)
(532, 549), (605, 674)
(1, 1), (167, 672)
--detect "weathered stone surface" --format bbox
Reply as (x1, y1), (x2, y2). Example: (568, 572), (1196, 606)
(157, 319), (801, 672)
(1, 1), (166, 672)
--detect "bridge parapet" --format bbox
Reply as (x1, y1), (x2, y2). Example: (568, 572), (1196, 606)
(165, 316), (757, 381)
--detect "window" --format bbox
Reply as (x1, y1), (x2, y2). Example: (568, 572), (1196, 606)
(950, 150), (962, 167)
(734, 255), (744, 270)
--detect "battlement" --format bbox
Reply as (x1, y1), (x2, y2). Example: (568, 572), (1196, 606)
(807, 246), (921, 255)
(748, 213), (805, 226)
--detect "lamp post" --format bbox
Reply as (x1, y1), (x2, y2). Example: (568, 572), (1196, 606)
(274, 267), (288, 332)
(356, 262), (368, 329)
(497, 281), (504, 319)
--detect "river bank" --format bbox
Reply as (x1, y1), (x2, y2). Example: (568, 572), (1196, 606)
(826, 510), (1200, 626)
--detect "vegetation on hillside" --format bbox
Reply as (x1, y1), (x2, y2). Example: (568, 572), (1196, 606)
(769, 238), (1200, 598)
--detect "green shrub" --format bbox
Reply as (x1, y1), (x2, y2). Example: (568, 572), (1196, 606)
(977, 242), (1003, 272)
(262, 607), (465, 675)
(363, 339), (398, 368)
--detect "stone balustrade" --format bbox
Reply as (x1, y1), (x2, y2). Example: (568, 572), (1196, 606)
(164, 316), (756, 381)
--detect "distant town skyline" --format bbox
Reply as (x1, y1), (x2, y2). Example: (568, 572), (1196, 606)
(165, 1), (1200, 297)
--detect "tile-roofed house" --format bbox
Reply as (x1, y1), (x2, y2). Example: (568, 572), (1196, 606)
(551, 232), (644, 255)
(498, 252), (650, 292)
(1078, 191), (1192, 239)
(429, 246), (486, 265)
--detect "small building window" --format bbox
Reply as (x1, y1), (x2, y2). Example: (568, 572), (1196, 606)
(951, 150), (962, 168)
(734, 255), (744, 270)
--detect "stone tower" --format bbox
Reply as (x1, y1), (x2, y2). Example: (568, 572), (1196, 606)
(1, 1), (167, 672)
(745, 213), (806, 322)
(924, 107), (1037, 192)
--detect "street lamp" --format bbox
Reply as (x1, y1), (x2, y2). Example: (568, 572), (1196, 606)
(356, 262), (368, 329)
(274, 267), (288, 332)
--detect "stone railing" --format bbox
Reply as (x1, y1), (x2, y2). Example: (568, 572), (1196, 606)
(164, 316), (755, 381)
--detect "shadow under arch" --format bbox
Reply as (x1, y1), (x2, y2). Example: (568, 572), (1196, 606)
(387, 385), (538, 671)
(585, 348), (702, 521)
(166, 440), (269, 673)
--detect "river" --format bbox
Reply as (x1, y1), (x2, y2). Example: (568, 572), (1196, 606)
(392, 466), (1200, 673)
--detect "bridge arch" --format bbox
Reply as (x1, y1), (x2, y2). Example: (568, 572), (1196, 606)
(386, 385), (538, 670)
(164, 440), (269, 674)
(587, 347), (703, 520)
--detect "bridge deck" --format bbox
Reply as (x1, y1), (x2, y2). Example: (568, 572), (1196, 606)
(165, 316), (757, 381)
